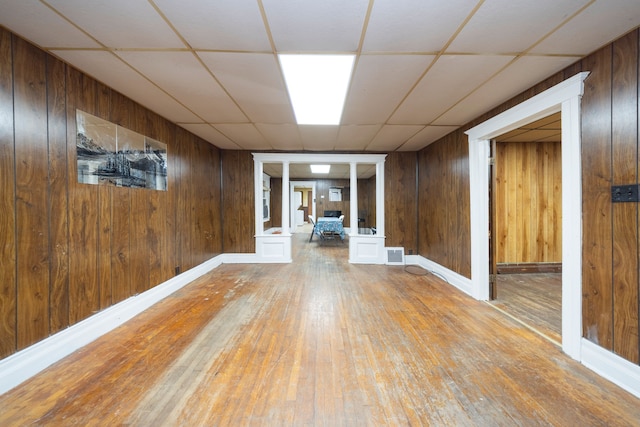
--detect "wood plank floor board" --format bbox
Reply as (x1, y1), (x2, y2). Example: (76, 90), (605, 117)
(491, 273), (562, 344)
(0, 233), (639, 426)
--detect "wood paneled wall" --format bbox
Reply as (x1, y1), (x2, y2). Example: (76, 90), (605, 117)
(221, 150), (255, 253)
(418, 132), (471, 278)
(385, 152), (417, 253)
(357, 177), (375, 229)
(0, 29), (222, 359)
(581, 30), (639, 363)
(495, 141), (562, 264)
(419, 28), (640, 365)
(314, 179), (351, 222)
(269, 178), (283, 228)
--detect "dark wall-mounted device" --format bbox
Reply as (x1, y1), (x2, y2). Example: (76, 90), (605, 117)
(612, 184), (640, 203)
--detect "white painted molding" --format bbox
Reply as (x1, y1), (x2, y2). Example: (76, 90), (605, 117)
(0, 255), (224, 395)
(581, 339), (640, 399)
(405, 255), (474, 297)
(349, 235), (386, 264)
(465, 71), (589, 360)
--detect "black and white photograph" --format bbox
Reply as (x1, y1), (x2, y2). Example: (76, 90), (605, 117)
(76, 110), (167, 191)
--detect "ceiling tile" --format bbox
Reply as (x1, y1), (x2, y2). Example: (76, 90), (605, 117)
(399, 126), (459, 151)
(0, 0), (100, 48)
(298, 126), (340, 151)
(50, 50), (200, 124)
(255, 124), (303, 151)
(336, 125), (382, 151)
(214, 124), (271, 150)
(531, 0), (640, 55)
(365, 125), (424, 151)
(342, 55), (435, 124)
(448, 0), (591, 53)
(116, 51), (247, 123)
(47, 0), (184, 48)
(390, 55), (514, 125)
(433, 55), (578, 126)
(178, 124), (240, 150)
(199, 52), (295, 124)
(154, 0), (272, 51)
(262, 0), (369, 51)
(363, 0), (478, 52)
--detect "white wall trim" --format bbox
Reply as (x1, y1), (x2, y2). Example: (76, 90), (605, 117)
(465, 72), (589, 360)
(405, 255), (474, 297)
(0, 255), (224, 395)
(581, 339), (640, 399)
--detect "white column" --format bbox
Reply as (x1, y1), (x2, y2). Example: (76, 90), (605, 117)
(254, 158), (264, 235)
(349, 162), (358, 235)
(375, 160), (385, 236)
(282, 161), (290, 235)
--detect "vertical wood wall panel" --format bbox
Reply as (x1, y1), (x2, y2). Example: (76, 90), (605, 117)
(611, 32), (639, 363)
(95, 82), (112, 310)
(146, 110), (174, 285)
(385, 152), (417, 253)
(13, 37), (50, 350)
(581, 46), (614, 349)
(221, 150), (254, 254)
(68, 68), (102, 324)
(131, 104), (151, 295)
(0, 29), (16, 357)
(46, 55), (70, 332)
(495, 141), (562, 264)
(418, 132), (471, 278)
(270, 178), (282, 228)
(109, 92), (133, 303)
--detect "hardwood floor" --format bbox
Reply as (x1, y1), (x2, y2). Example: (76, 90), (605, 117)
(1, 234), (639, 425)
(489, 273), (562, 344)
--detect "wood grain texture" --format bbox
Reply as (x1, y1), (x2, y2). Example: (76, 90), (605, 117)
(221, 150), (255, 254)
(46, 55), (70, 333)
(491, 273), (562, 344)
(385, 152), (417, 253)
(0, 30), (225, 359)
(581, 45), (614, 349)
(270, 177), (283, 228)
(418, 132), (471, 278)
(95, 82), (113, 310)
(13, 36), (50, 350)
(0, 233), (638, 425)
(495, 141), (562, 264)
(109, 91), (134, 303)
(314, 178), (351, 222)
(67, 67), (100, 324)
(0, 27), (16, 358)
(612, 31), (639, 363)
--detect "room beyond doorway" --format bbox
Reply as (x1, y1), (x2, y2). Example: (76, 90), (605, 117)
(488, 112), (563, 344)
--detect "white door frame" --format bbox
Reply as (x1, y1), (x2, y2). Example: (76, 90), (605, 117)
(466, 72), (589, 360)
(289, 181), (316, 233)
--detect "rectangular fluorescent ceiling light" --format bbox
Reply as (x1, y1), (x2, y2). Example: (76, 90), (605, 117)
(310, 164), (330, 174)
(279, 54), (355, 125)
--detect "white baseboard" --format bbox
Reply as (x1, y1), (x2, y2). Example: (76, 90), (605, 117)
(581, 339), (640, 399)
(0, 255), (224, 395)
(405, 255), (474, 297)
(222, 253), (261, 263)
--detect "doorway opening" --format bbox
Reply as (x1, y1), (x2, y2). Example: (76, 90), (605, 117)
(290, 181), (316, 234)
(466, 71), (588, 360)
(488, 112), (562, 345)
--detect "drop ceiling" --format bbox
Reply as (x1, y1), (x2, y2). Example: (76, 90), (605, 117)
(1, 0), (639, 155)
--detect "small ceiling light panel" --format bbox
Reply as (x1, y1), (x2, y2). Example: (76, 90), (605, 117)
(310, 164), (331, 174)
(279, 54), (355, 125)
